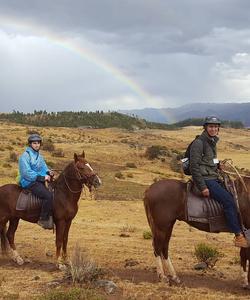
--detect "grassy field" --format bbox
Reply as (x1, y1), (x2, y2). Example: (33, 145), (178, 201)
(0, 121), (250, 299)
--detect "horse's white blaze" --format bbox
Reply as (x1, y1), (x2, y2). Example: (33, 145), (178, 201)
(85, 163), (94, 171)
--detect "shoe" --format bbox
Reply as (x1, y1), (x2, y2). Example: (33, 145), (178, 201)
(234, 233), (249, 248)
(37, 216), (54, 230)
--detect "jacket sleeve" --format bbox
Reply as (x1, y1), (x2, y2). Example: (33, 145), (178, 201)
(190, 139), (207, 192)
(19, 153), (38, 183)
(39, 155), (49, 176)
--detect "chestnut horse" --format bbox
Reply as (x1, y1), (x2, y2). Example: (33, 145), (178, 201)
(0, 151), (101, 266)
(144, 177), (250, 285)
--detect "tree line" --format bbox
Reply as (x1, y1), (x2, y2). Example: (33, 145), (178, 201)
(0, 111), (244, 129)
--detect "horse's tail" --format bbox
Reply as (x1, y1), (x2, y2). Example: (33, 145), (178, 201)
(0, 224), (8, 254)
(143, 190), (155, 235)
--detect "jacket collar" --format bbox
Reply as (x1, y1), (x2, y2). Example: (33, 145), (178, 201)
(26, 146), (40, 155)
(201, 130), (219, 146)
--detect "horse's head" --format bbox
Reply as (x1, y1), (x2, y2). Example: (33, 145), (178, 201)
(73, 151), (102, 190)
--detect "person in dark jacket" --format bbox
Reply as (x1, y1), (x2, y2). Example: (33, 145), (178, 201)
(190, 116), (248, 248)
(18, 134), (54, 230)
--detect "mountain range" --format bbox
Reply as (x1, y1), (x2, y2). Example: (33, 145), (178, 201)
(119, 102), (250, 126)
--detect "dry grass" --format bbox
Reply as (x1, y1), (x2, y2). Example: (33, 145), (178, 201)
(0, 122), (250, 299)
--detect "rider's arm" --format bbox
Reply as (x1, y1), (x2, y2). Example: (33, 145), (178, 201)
(189, 139), (207, 192)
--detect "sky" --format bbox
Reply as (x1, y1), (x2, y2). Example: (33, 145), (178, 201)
(1, 0), (250, 112)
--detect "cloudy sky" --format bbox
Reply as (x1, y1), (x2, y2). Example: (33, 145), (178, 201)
(1, 0), (250, 112)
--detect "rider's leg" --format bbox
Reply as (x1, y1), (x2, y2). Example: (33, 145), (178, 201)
(205, 179), (248, 247)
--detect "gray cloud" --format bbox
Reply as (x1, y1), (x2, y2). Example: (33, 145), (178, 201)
(0, 0), (250, 112)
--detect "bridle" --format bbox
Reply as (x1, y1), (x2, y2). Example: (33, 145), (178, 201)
(63, 162), (96, 193)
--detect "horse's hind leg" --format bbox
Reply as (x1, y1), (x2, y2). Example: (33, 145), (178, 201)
(153, 228), (169, 283)
(6, 218), (24, 265)
(161, 222), (181, 284)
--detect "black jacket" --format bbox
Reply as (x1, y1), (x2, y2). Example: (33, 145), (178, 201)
(190, 131), (219, 191)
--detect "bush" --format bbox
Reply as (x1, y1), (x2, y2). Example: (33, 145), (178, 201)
(115, 172), (125, 179)
(145, 145), (168, 160)
(5, 145), (14, 151)
(52, 148), (65, 157)
(65, 244), (103, 284)
(169, 157), (182, 173)
(125, 162), (137, 168)
(9, 151), (18, 162)
(2, 163), (12, 168)
(143, 230), (152, 239)
(42, 139), (55, 152)
(126, 173), (134, 178)
(194, 243), (222, 267)
(26, 129), (40, 135)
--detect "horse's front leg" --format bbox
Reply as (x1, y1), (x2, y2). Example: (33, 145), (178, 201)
(62, 220), (72, 264)
(6, 218), (24, 265)
(55, 219), (66, 269)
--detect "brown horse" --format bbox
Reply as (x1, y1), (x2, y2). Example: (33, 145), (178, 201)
(0, 151), (101, 266)
(143, 177), (250, 285)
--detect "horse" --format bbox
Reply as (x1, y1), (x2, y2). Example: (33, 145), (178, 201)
(143, 176), (250, 285)
(0, 150), (101, 267)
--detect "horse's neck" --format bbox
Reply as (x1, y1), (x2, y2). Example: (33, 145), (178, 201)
(237, 179), (250, 228)
(55, 162), (82, 200)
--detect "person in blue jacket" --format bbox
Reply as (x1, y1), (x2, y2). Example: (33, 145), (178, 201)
(19, 133), (54, 229)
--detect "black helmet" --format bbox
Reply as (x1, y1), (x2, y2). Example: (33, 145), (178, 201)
(203, 116), (221, 126)
(28, 133), (42, 144)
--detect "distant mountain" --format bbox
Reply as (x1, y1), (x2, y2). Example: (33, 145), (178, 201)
(119, 102), (250, 126)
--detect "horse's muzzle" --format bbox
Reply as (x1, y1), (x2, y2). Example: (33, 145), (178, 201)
(93, 175), (102, 188)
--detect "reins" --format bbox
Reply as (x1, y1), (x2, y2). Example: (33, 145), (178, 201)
(221, 159), (248, 192)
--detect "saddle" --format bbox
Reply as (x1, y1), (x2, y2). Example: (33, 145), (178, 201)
(16, 190), (42, 211)
(186, 181), (229, 233)
(16, 184), (54, 211)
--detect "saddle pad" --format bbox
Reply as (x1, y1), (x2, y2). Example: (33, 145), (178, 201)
(187, 192), (228, 232)
(16, 191), (42, 211)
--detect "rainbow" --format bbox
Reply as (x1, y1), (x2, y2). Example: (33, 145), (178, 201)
(0, 15), (176, 123)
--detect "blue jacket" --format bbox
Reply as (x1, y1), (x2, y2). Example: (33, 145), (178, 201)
(18, 147), (49, 188)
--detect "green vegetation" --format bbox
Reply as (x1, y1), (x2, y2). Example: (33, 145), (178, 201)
(36, 287), (104, 300)
(0, 110), (177, 130)
(143, 230), (152, 239)
(174, 118), (244, 128)
(194, 243), (222, 267)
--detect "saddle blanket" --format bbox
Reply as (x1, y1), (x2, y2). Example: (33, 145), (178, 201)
(16, 190), (42, 211)
(187, 191), (229, 233)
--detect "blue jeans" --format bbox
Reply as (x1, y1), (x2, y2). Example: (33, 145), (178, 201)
(205, 179), (241, 234)
(28, 182), (53, 220)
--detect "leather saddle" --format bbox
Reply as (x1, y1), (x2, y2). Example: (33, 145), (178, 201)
(186, 181), (229, 233)
(16, 184), (54, 211)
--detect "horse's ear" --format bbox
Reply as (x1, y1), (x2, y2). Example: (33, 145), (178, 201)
(82, 150), (85, 158)
(74, 153), (78, 162)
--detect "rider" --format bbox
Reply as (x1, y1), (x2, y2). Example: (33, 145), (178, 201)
(189, 116), (248, 248)
(18, 133), (54, 230)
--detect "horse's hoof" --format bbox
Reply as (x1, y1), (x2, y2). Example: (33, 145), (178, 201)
(168, 276), (182, 286)
(15, 256), (24, 265)
(158, 274), (169, 284)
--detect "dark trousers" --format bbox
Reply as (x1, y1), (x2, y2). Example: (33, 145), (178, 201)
(205, 179), (241, 234)
(29, 182), (53, 220)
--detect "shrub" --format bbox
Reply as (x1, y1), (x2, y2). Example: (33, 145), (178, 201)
(115, 172), (125, 179)
(127, 173), (134, 178)
(170, 157), (182, 173)
(143, 230), (152, 239)
(5, 145), (14, 151)
(125, 162), (137, 168)
(42, 139), (55, 151)
(52, 148), (65, 157)
(145, 145), (168, 160)
(65, 244), (103, 284)
(2, 163), (12, 168)
(26, 129), (40, 135)
(9, 151), (18, 162)
(194, 243), (222, 267)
